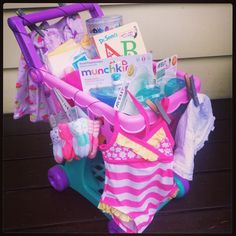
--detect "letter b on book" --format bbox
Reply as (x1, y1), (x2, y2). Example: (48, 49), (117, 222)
(121, 41), (138, 55)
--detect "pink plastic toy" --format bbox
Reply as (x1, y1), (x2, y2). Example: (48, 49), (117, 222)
(8, 4), (200, 234)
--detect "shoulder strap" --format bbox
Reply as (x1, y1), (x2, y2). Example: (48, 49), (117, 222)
(113, 90), (150, 136)
(127, 90), (150, 135)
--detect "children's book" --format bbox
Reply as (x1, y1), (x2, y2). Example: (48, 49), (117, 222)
(46, 39), (82, 78)
(92, 22), (147, 59)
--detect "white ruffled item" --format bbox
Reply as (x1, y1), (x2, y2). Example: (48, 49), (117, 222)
(173, 93), (215, 181)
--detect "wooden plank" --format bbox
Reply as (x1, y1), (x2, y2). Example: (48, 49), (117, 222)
(3, 157), (53, 191)
(3, 141), (231, 191)
(3, 99), (232, 137)
(3, 188), (105, 231)
(8, 207), (231, 233)
(4, 218), (108, 233)
(163, 171), (232, 212)
(3, 114), (51, 136)
(207, 119), (232, 143)
(147, 207), (232, 233)
(3, 171), (231, 230)
(194, 142), (232, 173)
(3, 118), (231, 160)
(3, 134), (52, 160)
(211, 98), (232, 120)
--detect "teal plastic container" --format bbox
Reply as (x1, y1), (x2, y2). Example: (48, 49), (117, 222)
(63, 152), (105, 207)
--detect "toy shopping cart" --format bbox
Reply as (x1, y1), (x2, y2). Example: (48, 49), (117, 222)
(8, 3), (201, 233)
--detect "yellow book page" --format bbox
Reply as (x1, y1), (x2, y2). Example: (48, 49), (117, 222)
(48, 39), (81, 57)
(46, 47), (82, 77)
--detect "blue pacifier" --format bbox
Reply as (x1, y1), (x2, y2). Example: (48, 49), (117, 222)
(164, 77), (185, 96)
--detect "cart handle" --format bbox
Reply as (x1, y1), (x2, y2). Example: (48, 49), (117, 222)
(7, 3), (103, 69)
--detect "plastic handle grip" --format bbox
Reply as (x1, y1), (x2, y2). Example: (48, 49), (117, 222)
(9, 4), (103, 26)
(7, 3), (103, 68)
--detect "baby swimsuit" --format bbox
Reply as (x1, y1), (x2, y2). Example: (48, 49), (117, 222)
(98, 93), (178, 233)
(173, 93), (215, 181)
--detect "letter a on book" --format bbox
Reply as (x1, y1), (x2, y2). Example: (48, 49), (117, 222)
(105, 43), (121, 58)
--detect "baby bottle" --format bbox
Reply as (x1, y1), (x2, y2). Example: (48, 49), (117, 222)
(111, 73), (123, 94)
(129, 65), (163, 107)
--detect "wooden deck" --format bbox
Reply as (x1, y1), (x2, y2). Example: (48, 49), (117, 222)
(2, 99), (232, 233)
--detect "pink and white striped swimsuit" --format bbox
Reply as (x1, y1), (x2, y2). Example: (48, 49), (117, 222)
(98, 109), (178, 233)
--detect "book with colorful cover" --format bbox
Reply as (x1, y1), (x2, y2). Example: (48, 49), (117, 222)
(92, 22), (147, 59)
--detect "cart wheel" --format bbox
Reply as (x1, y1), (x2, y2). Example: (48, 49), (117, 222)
(174, 174), (190, 198)
(108, 219), (125, 234)
(48, 165), (69, 192)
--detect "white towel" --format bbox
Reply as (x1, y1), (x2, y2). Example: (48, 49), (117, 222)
(173, 93), (215, 181)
